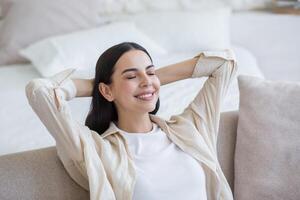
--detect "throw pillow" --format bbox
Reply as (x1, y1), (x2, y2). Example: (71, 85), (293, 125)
(235, 75), (300, 199)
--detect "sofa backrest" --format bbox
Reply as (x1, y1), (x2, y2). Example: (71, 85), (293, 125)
(0, 111), (238, 199)
(217, 110), (239, 192)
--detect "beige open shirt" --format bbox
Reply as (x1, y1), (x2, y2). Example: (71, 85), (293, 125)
(26, 50), (237, 200)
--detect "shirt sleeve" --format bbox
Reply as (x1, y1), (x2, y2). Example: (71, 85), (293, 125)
(25, 68), (89, 162)
(176, 49), (238, 151)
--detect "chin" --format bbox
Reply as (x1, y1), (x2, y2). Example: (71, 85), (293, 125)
(131, 96), (159, 113)
(135, 103), (157, 114)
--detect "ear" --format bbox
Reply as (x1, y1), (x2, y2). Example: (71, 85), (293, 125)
(98, 82), (114, 102)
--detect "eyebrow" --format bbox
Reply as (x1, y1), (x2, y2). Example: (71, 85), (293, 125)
(121, 65), (154, 75)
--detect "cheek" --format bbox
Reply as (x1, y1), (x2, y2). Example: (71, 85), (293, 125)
(153, 77), (161, 90)
(115, 82), (136, 98)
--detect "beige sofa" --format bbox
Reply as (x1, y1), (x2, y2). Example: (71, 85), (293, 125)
(0, 111), (238, 199)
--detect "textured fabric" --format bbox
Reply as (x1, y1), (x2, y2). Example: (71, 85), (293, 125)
(0, 147), (89, 200)
(235, 75), (300, 200)
(216, 111), (239, 192)
(25, 50), (237, 200)
(115, 122), (207, 200)
(0, 0), (102, 65)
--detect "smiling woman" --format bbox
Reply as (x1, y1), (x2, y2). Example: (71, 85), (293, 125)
(83, 42), (198, 134)
(85, 42), (161, 135)
(25, 41), (237, 200)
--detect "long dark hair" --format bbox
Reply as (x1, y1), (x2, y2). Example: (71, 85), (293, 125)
(85, 42), (160, 135)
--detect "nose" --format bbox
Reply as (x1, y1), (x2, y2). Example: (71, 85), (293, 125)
(140, 73), (152, 87)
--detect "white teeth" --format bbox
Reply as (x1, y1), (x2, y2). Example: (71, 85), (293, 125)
(137, 93), (153, 99)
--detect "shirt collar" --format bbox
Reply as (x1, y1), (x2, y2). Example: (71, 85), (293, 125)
(101, 114), (177, 139)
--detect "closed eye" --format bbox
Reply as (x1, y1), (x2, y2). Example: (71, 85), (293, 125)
(147, 70), (156, 75)
(126, 76), (136, 79)
(126, 72), (155, 79)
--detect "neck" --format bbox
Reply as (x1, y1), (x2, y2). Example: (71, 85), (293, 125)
(116, 111), (153, 133)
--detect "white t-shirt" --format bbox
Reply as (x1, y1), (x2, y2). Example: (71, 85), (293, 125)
(113, 122), (208, 200)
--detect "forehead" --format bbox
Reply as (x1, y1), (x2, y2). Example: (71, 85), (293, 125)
(114, 50), (152, 71)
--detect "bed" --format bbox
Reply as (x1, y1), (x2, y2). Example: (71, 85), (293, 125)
(0, 3), (267, 156)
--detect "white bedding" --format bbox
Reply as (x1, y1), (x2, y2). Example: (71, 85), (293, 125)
(231, 11), (300, 81)
(0, 45), (264, 156)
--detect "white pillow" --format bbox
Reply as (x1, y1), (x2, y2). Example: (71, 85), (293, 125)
(0, 0), (103, 65)
(105, 7), (232, 52)
(19, 21), (168, 77)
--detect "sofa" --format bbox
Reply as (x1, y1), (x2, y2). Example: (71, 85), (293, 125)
(1, 73), (300, 200)
(0, 111), (238, 200)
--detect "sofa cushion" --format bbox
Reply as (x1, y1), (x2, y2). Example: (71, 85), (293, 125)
(0, 147), (89, 200)
(234, 75), (300, 199)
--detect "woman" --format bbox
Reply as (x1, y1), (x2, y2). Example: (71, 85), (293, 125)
(26, 42), (237, 200)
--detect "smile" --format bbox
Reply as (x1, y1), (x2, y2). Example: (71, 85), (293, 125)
(135, 92), (155, 101)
